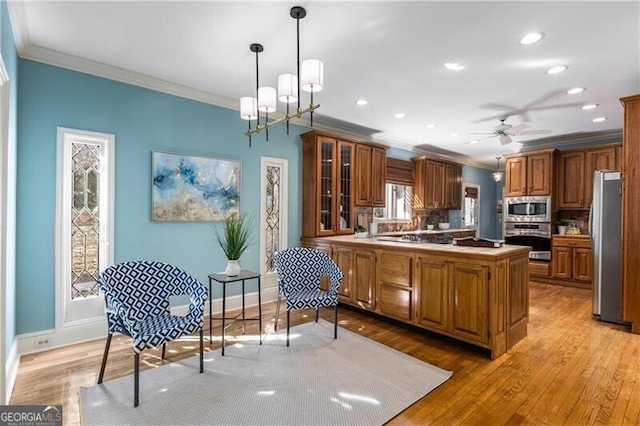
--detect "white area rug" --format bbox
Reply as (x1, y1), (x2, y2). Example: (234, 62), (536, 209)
(80, 320), (452, 425)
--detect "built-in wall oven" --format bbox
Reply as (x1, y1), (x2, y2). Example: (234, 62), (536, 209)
(504, 222), (552, 261)
(504, 196), (551, 222)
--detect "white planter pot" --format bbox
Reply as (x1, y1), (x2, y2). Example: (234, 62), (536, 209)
(225, 260), (241, 276)
(558, 226), (567, 235)
(427, 224), (435, 230)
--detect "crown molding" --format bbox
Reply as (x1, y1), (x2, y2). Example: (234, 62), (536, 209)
(19, 43), (241, 112)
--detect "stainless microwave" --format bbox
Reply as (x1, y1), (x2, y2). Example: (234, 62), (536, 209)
(504, 196), (551, 222)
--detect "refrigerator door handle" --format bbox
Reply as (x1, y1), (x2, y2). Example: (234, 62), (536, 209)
(588, 204), (593, 247)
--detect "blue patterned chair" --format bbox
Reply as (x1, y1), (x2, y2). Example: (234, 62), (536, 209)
(273, 247), (344, 346)
(96, 261), (208, 407)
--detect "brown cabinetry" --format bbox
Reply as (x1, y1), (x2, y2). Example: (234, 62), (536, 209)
(354, 249), (376, 310)
(552, 236), (592, 284)
(301, 236), (530, 359)
(412, 157), (462, 209)
(504, 150), (554, 196)
(378, 252), (414, 321)
(302, 132), (355, 237)
(621, 94), (640, 333)
(556, 144), (619, 210)
(355, 145), (387, 207)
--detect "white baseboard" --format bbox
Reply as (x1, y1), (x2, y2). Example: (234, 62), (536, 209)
(5, 337), (18, 403)
(16, 290), (278, 357)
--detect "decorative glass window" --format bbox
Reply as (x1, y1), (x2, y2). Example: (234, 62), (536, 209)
(71, 143), (101, 299)
(264, 165), (281, 273)
(260, 157), (288, 278)
(56, 127), (114, 326)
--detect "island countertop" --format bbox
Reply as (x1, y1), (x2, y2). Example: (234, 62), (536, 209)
(303, 234), (531, 261)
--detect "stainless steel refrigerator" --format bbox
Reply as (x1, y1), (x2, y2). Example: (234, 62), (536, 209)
(590, 170), (627, 325)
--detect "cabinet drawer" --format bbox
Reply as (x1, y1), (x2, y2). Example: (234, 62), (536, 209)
(529, 261), (550, 277)
(552, 237), (591, 249)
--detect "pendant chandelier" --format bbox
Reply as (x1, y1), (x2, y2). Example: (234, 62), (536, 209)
(240, 6), (324, 145)
(493, 156), (504, 182)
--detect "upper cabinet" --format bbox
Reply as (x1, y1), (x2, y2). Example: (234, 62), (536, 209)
(301, 132), (355, 237)
(504, 149), (555, 197)
(412, 157), (462, 209)
(355, 145), (387, 207)
(301, 130), (387, 237)
(556, 144), (620, 210)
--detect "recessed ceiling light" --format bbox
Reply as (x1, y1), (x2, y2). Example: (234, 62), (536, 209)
(520, 32), (544, 45)
(450, 133), (459, 137)
(444, 63), (465, 71)
(592, 117), (607, 123)
(394, 113), (405, 119)
(469, 140), (478, 144)
(546, 65), (568, 75)
(567, 87), (585, 95)
(582, 104), (598, 110)
(355, 99), (369, 106)
(426, 123), (437, 129)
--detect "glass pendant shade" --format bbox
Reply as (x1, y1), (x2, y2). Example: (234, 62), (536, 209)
(240, 97), (257, 120)
(301, 59), (324, 92)
(257, 86), (277, 113)
(278, 74), (298, 103)
(493, 171), (504, 182)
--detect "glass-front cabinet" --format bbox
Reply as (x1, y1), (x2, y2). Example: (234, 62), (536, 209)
(302, 131), (354, 237)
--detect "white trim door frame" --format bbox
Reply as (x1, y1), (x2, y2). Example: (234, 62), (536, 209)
(0, 53), (10, 404)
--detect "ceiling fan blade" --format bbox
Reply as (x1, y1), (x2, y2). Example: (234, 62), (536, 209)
(500, 134), (512, 145)
(507, 123), (533, 134)
(515, 129), (552, 135)
(463, 135), (496, 144)
(467, 132), (495, 135)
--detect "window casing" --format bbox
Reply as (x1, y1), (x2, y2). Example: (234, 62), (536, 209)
(56, 128), (114, 326)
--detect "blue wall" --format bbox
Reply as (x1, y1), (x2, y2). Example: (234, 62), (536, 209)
(16, 60), (310, 334)
(1, 0), (19, 358)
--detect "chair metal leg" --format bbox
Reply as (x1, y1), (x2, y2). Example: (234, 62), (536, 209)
(97, 333), (113, 384)
(315, 307), (319, 323)
(334, 304), (338, 339)
(134, 352), (140, 407)
(199, 329), (204, 374)
(286, 310), (290, 347)
(274, 295), (282, 331)
(161, 343), (166, 359)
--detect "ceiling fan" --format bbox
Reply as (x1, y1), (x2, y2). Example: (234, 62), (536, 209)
(466, 118), (552, 145)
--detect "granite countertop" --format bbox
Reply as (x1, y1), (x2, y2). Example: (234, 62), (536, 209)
(374, 228), (475, 237)
(311, 234), (530, 260)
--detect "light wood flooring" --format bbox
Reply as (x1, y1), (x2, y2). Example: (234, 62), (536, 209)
(10, 282), (640, 425)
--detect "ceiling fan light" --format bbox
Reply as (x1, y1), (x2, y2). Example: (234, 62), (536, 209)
(240, 96), (257, 120)
(257, 86), (277, 113)
(277, 74), (298, 103)
(301, 59), (324, 92)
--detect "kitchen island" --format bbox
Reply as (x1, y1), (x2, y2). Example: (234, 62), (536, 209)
(301, 235), (531, 359)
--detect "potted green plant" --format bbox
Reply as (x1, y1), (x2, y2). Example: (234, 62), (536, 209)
(354, 224), (369, 238)
(215, 212), (255, 276)
(556, 219), (570, 235)
(425, 216), (437, 231)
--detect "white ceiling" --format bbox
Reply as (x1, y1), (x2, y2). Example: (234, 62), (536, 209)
(8, 1), (640, 167)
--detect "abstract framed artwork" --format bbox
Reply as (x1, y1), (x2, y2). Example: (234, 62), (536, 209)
(152, 151), (241, 222)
